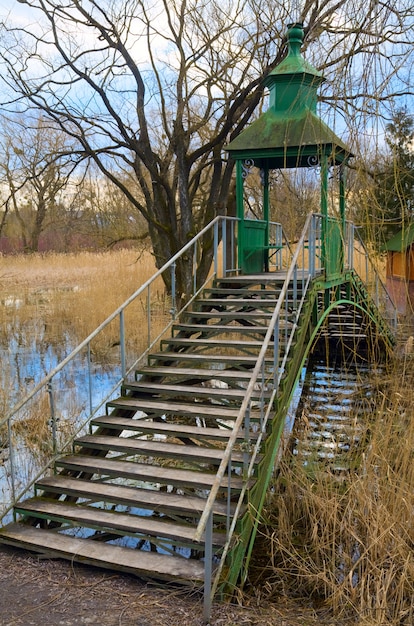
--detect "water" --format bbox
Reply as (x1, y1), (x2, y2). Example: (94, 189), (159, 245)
(292, 353), (382, 477)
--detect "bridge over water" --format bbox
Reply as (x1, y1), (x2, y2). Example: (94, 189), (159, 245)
(0, 23), (397, 624)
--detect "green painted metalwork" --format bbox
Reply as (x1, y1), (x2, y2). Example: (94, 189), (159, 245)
(221, 269), (396, 596)
(325, 217), (344, 280)
(226, 23), (353, 276)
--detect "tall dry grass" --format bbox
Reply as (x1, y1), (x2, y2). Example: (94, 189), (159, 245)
(0, 248), (158, 345)
(250, 354), (414, 625)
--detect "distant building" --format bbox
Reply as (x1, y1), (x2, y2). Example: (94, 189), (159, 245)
(383, 224), (414, 315)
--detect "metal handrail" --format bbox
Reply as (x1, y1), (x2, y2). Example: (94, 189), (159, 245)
(1, 214), (286, 522)
(1, 217), (227, 430)
(0, 216), (241, 521)
(198, 213), (319, 619)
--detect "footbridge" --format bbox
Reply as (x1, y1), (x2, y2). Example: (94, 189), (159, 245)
(0, 23), (397, 624)
(0, 212), (396, 622)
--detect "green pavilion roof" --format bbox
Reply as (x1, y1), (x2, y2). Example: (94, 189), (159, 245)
(226, 23), (352, 169)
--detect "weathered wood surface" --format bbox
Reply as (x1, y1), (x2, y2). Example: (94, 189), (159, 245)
(15, 499), (226, 546)
(0, 523), (206, 581)
(122, 381), (269, 400)
(55, 455), (251, 491)
(135, 366), (254, 380)
(74, 435), (246, 465)
(35, 476), (239, 516)
(90, 414), (246, 441)
(106, 397), (241, 419)
(0, 273), (283, 588)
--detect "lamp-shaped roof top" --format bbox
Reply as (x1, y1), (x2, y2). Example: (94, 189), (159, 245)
(226, 23), (352, 169)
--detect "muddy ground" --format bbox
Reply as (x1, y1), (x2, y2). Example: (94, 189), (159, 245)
(0, 544), (338, 626)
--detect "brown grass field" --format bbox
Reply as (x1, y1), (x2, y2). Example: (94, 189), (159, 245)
(1, 248), (414, 625)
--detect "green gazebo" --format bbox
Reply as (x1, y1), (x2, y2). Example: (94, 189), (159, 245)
(226, 22), (353, 276)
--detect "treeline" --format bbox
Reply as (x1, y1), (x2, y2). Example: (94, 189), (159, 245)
(0, 0), (412, 284)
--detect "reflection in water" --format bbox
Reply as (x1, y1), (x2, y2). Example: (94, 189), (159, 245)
(292, 353), (382, 477)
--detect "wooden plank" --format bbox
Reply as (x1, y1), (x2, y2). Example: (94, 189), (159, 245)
(136, 366), (253, 380)
(214, 272), (289, 284)
(122, 381), (269, 400)
(147, 352), (273, 366)
(188, 308), (277, 316)
(0, 523), (206, 582)
(193, 298), (280, 307)
(172, 323), (269, 334)
(106, 397), (241, 419)
(74, 435), (245, 465)
(35, 476), (238, 517)
(15, 499), (226, 546)
(55, 455), (250, 491)
(161, 337), (273, 348)
(91, 415), (244, 442)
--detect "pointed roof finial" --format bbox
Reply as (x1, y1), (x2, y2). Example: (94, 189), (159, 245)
(264, 22), (323, 84)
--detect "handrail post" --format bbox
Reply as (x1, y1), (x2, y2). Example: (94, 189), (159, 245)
(147, 285), (151, 348)
(170, 261), (177, 320)
(274, 317), (280, 388)
(214, 219), (219, 276)
(47, 380), (58, 455)
(7, 418), (16, 513)
(243, 406), (250, 479)
(87, 343), (93, 415)
(193, 241), (198, 295)
(309, 215), (315, 277)
(203, 510), (213, 624)
(119, 309), (126, 380)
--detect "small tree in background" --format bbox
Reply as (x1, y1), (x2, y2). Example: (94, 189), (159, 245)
(353, 108), (414, 250)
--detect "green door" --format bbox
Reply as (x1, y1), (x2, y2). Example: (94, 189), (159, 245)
(241, 219), (267, 273)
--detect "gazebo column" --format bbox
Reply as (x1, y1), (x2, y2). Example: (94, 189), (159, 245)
(320, 151), (329, 276)
(262, 166), (270, 271)
(236, 159), (245, 271)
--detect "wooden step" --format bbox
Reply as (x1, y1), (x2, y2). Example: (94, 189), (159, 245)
(161, 337), (274, 349)
(183, 310), (278, 319)
(214, 272), (288, 282)
(73, 435), (245, 466)
(55, 455), (251, 491)
(194, 297), (280, 305)
(147, 352), (274, 367)
(122, 381), (269, 401)
(106, 397), (242, 419)
(15, 499), (226, 547)
(90, 414), (245, 442)
(172, 323), (270, 334)
(0, 523), (206, 582)
(35, 476), (238, 517)
(135, 366), (253, 381)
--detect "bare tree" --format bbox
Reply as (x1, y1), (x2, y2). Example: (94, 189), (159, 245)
(0, 0), (412, 292)
(0, 114), (81, 251)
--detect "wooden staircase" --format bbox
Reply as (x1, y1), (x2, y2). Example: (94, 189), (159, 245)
(0, 273), (303, 594)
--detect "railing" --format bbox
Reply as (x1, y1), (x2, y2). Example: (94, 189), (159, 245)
(0, 216), (242, 523)
(0, 215), (290, 523)
(198, 213), (322, 621)
(1, 210), (397, 622)
(346, 222), (397, 330)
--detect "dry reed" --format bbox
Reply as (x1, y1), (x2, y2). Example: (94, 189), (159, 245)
(0, 248), (158, 343)
(250, 353), (414, 625)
